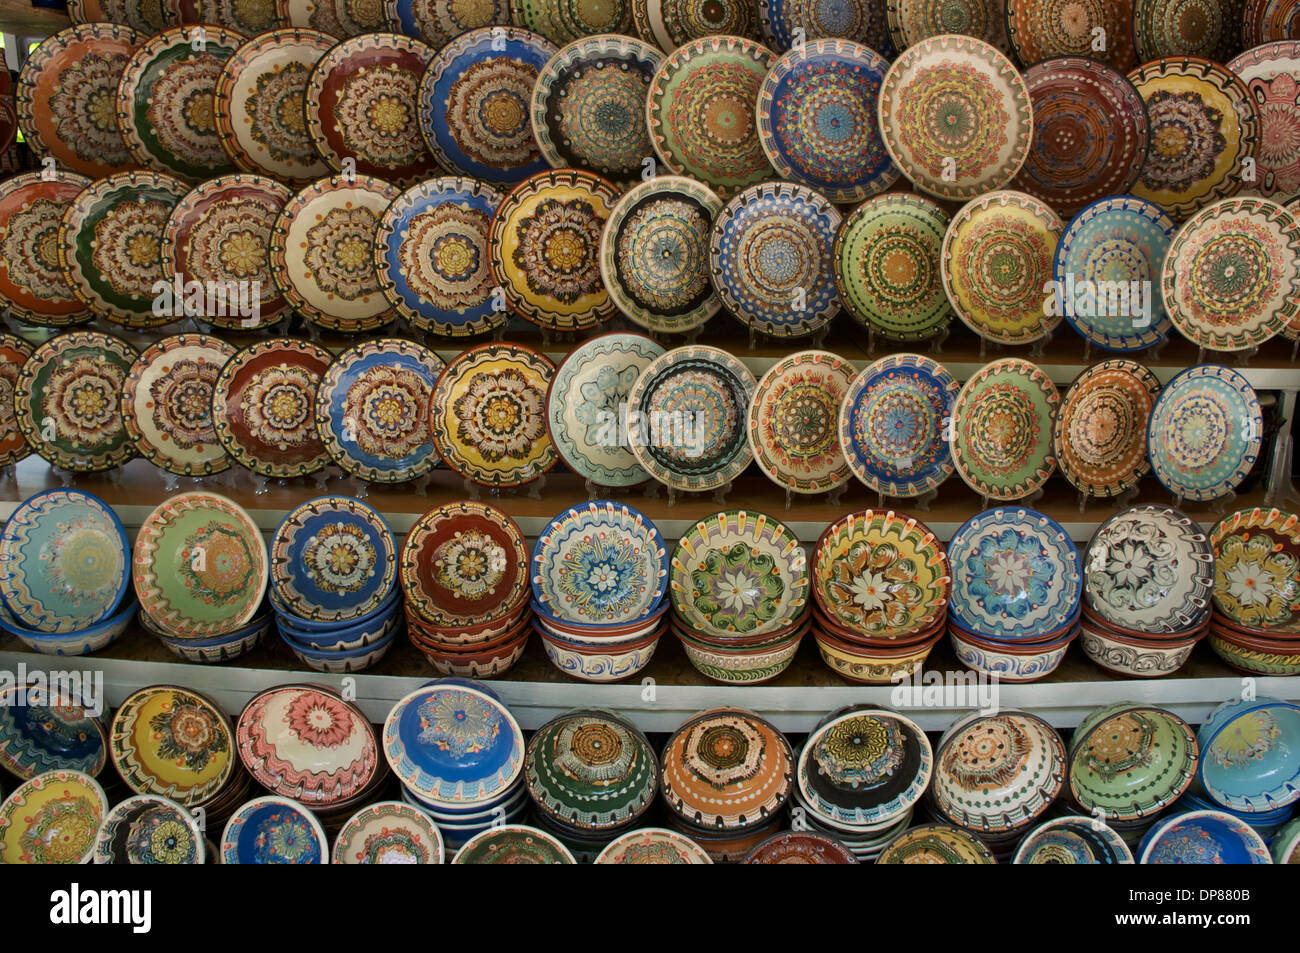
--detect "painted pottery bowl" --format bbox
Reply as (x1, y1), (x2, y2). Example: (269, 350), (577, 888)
(744, 831), (857, 864)
(950, 357), (1060, 497)
(92, 794), (203, 864)
(677, 626), (805, 684)
(278, 623), (398, 673)
(451, 824), (575, 863)
(1054, 361), (1161, 497)
(1079, 616), (1204, 677)
(0, 597), (137, 656)
(813, 626), (943, 684)
(332, 801), (444, 864)
(0, 769), (106, 863)
(1138, 809), (1272, 863)
(1207, 626), (1300, 676)
(876, 822), (996, 864)
(0, 686), (107, 780)
(1209, 507), (1300, 634)
(948, 624), (1076, 683)
(595, 827), (712, 863)
(1196, 696), (1300, 813)
(221, 795), (328, 864)
(110, 686), (235, 807)
(536, 625), (661, 683)
(1012, 816), (1134, 864)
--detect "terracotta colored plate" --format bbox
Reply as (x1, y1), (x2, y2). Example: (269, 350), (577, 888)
(1135, 0), (1241, 62)
(0, 171), (94, 327)
(748, 350), (854, 495)
(276, 0), (387, 35)
(885, 0), (1008, 52)
(765, 0), (896, 53)
(1006, 0), (1138, 73)
(1244, 0), (1300, 45)
(746, 832), (856, 863)
(68, 0), (180, 31)
(512, 0), (634, 45)
(176, 0), (281, 34)
(0, 334), (33, 467)
(214, 28), (335, 185)
(428, 342), (558, 487)
(1054, 359), (1160, 498)
(270, 499), (396, 622)
(1210, 506), (1300, 631)
(632, 0), (757, 50)
(386, 0), (512, 45)
(270, 174), (401, 332)
(1228, 41), (1300, 207)
(951, 358), (1060, 500)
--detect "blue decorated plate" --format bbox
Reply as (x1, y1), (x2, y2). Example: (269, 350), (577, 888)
(0, 685), (107, 780)
(384, 0), (511, 46)
(220, 796), (327, 864)
(1138, 809), (1272, 864)
(759, 0), (896, 55)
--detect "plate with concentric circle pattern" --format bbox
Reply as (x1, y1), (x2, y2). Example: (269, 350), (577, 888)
(0, 334), (33, 467)
(1006, 0), (1139, 73)
(1055, 359), (1160, 498)
(633, 0), (758, 50)
(884, 0), (1008, 52)
(1135, 0), (1240, 62)
(764, 0), (896, 53)
(277, 0), (387, 35)
(1228, 42), (1300, 207)
(748, 350), (854, 495)
(68, 0), (179, 31)
(385, 0), (512, 46)
(511, 0), (635, 43)
(1244, 0), (1300, 46)
(0, 171), (94, 327)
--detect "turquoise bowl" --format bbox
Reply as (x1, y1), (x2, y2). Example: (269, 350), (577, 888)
(1196, 696), (1300, 813)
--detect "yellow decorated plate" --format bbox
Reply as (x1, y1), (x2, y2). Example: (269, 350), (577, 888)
(110, 686), (235, 807)
(0, 769), (106, 863)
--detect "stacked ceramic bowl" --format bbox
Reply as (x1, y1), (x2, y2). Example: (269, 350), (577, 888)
(0, 489), (136, 656)
(1012, 817), (1134, 864)
(668, 510), (810, 684)
(810, 510), (951, 683)
(0, 684), (108, 781)
(1138, 810), (1273, 864)
(1194, 696), (1300, 820)
(946, 508), (1081, 682)
(0, 769), (108, 864)
(876, 823), (997, 864)
(1079, 505), (1213, 678)
(401, 501), (532, 678)
(530, 501), (669, 682)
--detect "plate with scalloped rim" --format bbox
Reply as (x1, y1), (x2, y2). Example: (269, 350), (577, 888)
(633, 0), (757, 49)
(221, 795), (328, 864)
(0, 334), (33, 467)
(0, 171), (94, 328)
(0, 685), (107, 780)
(182, 0), (282, 34)
(1135, 0), (1239, 63)
(1054, 359), (1160, 498)
(92, 794), (204, 864)
(765, 0), (896, 53)
(110, 685), (235, 806)
(277, 0), (386, 35)
(1228, 42), (1300, 208)
(1006, 0), (1139, 73)
(884, 0), (1008, 52)
(67, 0), (178, 31)
(333, 800), (444, 864)
(1209, 506), (1300, 632)
(385, 0), (511, 46)
(0, 769), (107, 864)
(748, 350), (854, 495)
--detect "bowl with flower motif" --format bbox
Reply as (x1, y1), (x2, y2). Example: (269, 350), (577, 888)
(674, 624), (805, 684)
(0, 686), (107, 780)
(332, 801), (444, 864)
(1209, 507), (1300, 635)
(595, 828), (713, 864)
(812, 600), (943, 646)
(1138, 810), (1272, 864)
(948, 623), (1077, 683)
(531, 598), (670, 640)
(1013, 817), (1134, 864)
(813, 625), (943, 685)
(1195, 696), (1300, 813)
(0, 769), (107, 864)
(279, 622), (398, 673)
(93, 794), (205, 865)
(221, 795), (328, 864)
(536, 620), (664, 683)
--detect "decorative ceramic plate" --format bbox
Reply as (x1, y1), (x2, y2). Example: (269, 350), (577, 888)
(1006, 0), (1138, 73)
(877, 823), (996, 863)
(221, 796), (327, 864)
(0, 172), (94, 327)
(1053, 195), (1177, 351)
(748, 351), (854, 494)
(1084, 504), (1214, 633)
(0, 489), (130, 633)
(0, 769), (106, 864)
(58, 170), (190, 328)
(633, 0), (757, 49)
(878, 35), (1032, 199)
(375, 176), (507, 337)
(160, 174), (292, 330)
(1162, 197), (1300, 351)
(428, 342), (558, 487)
(1141, 810), (1272, 864)
(1128, 57), (1259, 220)
(489, 168), (620, 331)
(946, 507), (1081, 640)
(277, 0), (387, 35)
(315, 338), (444, 483)
(832, 193), (951, 341)
(625, 345), (757, 493)
(181, 0), (282, 35)
(531, 34), (662, 185)
(951, 358), (1059, 500)
(270, 497), (397, 622)
(645, 35), (775, 198)
(210, 338), (332, 478)
(453, 824), (576, 863)
(116, 26), (243, 181)
(133, 492), (268, 637)
(547, 332), (665, 487)
(0, 688), (107, 780)
(1013, 816), (1133, 864)
(512, 0), (634, 42)
(214, 28), (334, 184)
(93, 794), (204, 864)
(1244, 0), (1300, 45)
(1055, 360), (1160, 498)
(745, 831), (857, 863)
(756, 39), (898, 203)
(400, 501), (529, 625)
(1147, 364), (1262, 502)
(333, 800), (444, 863)
(111, 686), (235, 806)
(16, 23), (144, 178)
(839, 353), (958, 498)
(1228, 42), (1300, 205)
(1136, 0), (1240, 62)
(764, 0), (895, 52)
(68, 0), (178, 31)
(942, 191), (1064, 345)
(0, 334), (31, 468)
(595, 827), (712, 863)
(709, 181), (842, 339)
(14, 331), (138, 472)
(884, 0), (1008, 52)
(270, 174), (401, 332)
(419, 27), (558, 186)
(1209, 507), (1300, 631)
(386, 0), (512, 45)
(1068, 702), (1197, 820)
(599, 175), (723, 335)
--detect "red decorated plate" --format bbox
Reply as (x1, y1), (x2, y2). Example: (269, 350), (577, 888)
(0, 334), (33, 467)
(0, 171), (94, 327)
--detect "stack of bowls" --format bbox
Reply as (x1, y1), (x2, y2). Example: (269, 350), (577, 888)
(876, 823), (997, 864)
(94, 794), (206, 864)
(401, 501), (532, 678)
(0, 684), (108, 780)
(530, 501), (669, 682)
(1172, 791), (1294, 842)
(946, 508), (1081, 682)
(594, 828), (713, 864)
(1194, 696), (1300, 817)
(743, 831), (858, 864)
(810, 510), (951, 684)
(1138, 810), (1273, 864)
(332, 801), (445, 864)
(1012, 817), (1134, 864)
(668, 510), (810, 684)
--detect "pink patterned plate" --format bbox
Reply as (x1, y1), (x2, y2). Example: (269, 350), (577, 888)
(1229, 42), (1300, 207)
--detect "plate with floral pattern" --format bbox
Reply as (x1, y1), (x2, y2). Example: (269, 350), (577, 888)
(1228, 42), (1300, 206)
(333, 800), (444, 864)
(0, 172), (94, 328)
(1055, 359), (1160, 498)
(1135, 0), (1239, 62)
(884, 0), (1007, 52)
(386, 0), (511, 45)
(632, 0), (757, 49)
(765, 0), (895, 52)
(1210, 507), (1300, 632)
(270, 174), (401, 332)
(951, 358), (1060, 501)
(58, 170), (190, 329)
(418, 27), (558, 186)
(92, 794), (204, 864)
(375, 176), (507, 337)
(454, 825), (575, 863)
(14, 331), (138, 473)
(110, 686), (235, 806)
(748, 351), (854, 495)
(221, 796), (327, 864)
(277, 0), (386, 35)
(211, 338), (332, 478)
(315, 338), (444, 483)
(68, 0), (179, 31)
(547, 332), (665, 487)
(428, 342), (557, 487)
(599, 175), (723, 335)
(1006, 0), (1138, 73)
(879, 35), (1032, 200)
(626, 345), (757, 493)
(947, 507), (1081, 640)
(17, 23), (144, 179)
(0, 334), (33, 467)
(489, 168), (620, 331)
(839, 353), (957, 499)
(531, 34), (662, 186)
(0, 769), (107, 864)
(1147, 364), (1262, 503)
(645, 35), (775, 198)
(710, 181), (842, 339)
(0, 686), (107, 780)
(513, 0), (634, 42)
(214, 28), (334, 185)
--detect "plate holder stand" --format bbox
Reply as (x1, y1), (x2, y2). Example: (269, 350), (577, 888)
(1075, 484), (1139, 515)
(874, 486), (936, 513)
(463, 474), (547, 502)
(787, 482), (847, 512)
(1028, 328), (1053, 359)
(977, 337), (1003, 359)
(648, 326), (703, 347)
(666, 480), (731, 508)
(867, 325), (949, 356)
(584, 478), (655, 502)
(747, 324), (828, 352)
(1264, 388), (1300, 510)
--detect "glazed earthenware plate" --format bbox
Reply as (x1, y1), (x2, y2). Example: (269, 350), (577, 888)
(877, 823), (995, 863)
(315, 338), (443, 483)
(0, 334), (33, 467)
(1210, 507), (1300, 631)
(1006, 0), (1138, 73)
(374, 176), (507, 337)
(333, 800), (444, 863)
(951, 358), (1060, 500)
(765, 0), (895, 52)
(0, 172), (94, 327)
(1013, 816), (1133, 864)
(599, 175), (723, 335)
(879, 35), (1031, 200)
(1244, 0), (1300, 46)
(942, 191), (1063, 345)
(221, 795), (327, 864)
(453, 824), (576, 863)
(1053, 195), (1177, 351)
(58, 170), (190, 328)
(385, 0), (511, 45)
(747, 351), (854, 495)
(428, 343), (558, 488)
(14, 331), (138, 472)
(489, 168), (620, 331)
(68, 0), (178, 31)
(546, 332), (665, 487)
(838, 353), (958, 498)
(531, 34), (662, 185)
(110, 686), (235, 806)
(710, 181), (842, 339)
(1228, 42), (1300, 206)
(884, 0), (1008, 51)
(745, 832), (857, 863)
(1055, 359), (1160, 497)
(595, 826), (712, 863)
(92, 794), (204, 864)
(1135, 0), (1239, 62)
(625, 345), (757, 493)
(0, 687), (107, 780)
(1147, 364), (1262, 502)
(270, 174), (400, 332)
(16, 23), (144, 178)
(645, 35), (775, 198)
(419, 27), (558, 186)
(1068, 702), (1197, 820)
(512, 0), (634, 43)
(132, 492), (268, 637)
(210, 338), (332, 478)
(0, 769), (107, 864)
(633, 0), (756, 49)
(1141, 810), (1272, 864)
(277, 0), (386, 35)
